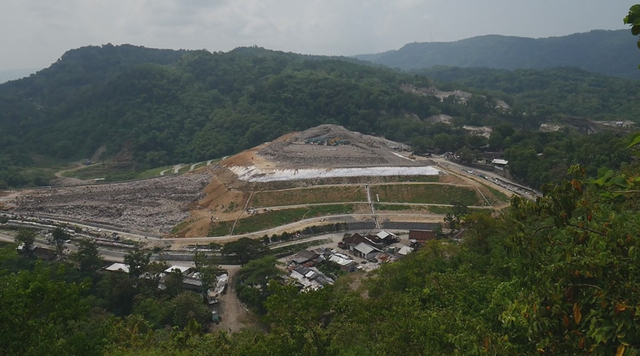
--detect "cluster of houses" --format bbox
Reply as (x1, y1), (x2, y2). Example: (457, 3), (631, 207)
(104, 262), (228, 304)
(284, 230), (439, 291)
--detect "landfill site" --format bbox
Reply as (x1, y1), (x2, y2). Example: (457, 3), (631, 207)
(5, 124), (510, 238)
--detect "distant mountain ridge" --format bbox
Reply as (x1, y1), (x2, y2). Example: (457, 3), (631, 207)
(356, 30), (640, 79)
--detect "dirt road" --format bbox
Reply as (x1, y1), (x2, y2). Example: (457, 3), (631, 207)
(211, 265), (263, 333)
(52, 162), (98, 186)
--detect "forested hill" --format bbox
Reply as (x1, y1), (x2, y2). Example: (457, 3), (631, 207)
(0, 44), (442, 172)
(1, 43), (638, 188)
(355, 30), (640, 79)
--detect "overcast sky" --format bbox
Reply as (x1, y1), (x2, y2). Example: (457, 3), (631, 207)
(0, 0), (636, 71)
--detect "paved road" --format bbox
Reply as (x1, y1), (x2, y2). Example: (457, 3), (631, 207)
(432, 157), (539, 199)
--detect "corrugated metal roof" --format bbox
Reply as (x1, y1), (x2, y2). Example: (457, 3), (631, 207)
(355, 242), (375, 255)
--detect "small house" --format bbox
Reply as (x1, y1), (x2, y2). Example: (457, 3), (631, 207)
(353, 242), (380, 260)
(409, 230), (436, 245)
(328, 254), (358, 273)
(105, 262), (130, 273)
(289, 249), (320, 266)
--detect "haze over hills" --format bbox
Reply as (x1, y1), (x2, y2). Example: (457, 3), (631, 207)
(355, 30), (640, 79)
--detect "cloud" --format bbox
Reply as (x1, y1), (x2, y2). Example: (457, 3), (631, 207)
(0, 0), (631, 69)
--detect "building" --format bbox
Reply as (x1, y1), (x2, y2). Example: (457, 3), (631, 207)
(397, 245), (414, 256)
(328, 254), (358, 273)
(289, 266), (334, 291)
(409, 230), (436, 246)
(105, 262), (130, 273)
(289, 249), (320, 266)
(491, 159), (508, 169)
(159, 265), (203, 292)
(353, 242), (381, 260)
(375, 230), (398, 244)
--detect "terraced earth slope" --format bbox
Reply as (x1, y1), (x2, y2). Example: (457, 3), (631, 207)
(175, 124), (511, 238)
(6, 125), (511, 238)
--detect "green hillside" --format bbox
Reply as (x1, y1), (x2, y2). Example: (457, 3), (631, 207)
(356, 30), (640, 79)
(0, 44), (638, 188)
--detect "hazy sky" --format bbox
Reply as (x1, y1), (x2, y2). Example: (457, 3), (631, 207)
(0, 0), (636, 70)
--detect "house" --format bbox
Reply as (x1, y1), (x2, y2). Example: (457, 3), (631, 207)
(342, 233), (366, 247)
(289, 266), (334, 291)
(353, 242), (381, 260)
(397, 245), (414, 256)
(289, 249), (320, 265)
(342, 233), (384, 252)
(409, 230), (436, 245)
(375, 230), (398, 244)
(17, 244), (57, 260)
(159, 265), (203, 292)
(491, 159), (508, 168)
(328, 254), (358, 273)
(105, 262), (130, 273)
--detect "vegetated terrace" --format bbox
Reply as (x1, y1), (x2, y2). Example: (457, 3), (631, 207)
(371, 183), (483, 206)
(208, 204), (358, 236)
(250, 186), (367, 207)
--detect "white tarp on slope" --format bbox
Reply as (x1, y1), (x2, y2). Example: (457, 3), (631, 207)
(229, 166), (440, 183)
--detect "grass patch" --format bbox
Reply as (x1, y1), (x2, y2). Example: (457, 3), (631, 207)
(252, 186), (366, 207)
(171, 219), (192, 234)
(374, 204), (416, 211)
(192, 162), (206, 170)
(428, 206), (452, 214)
(61, 162), (138, 181)
(177, 165), (191, 174)
(208, 221), (234, 237)
(482, 184), (510, 203)
(429, 206), (493, 215)
(227, 204), (354, 235)
(223, 202), (237, 213)
(138, 166), (173, 179)
(372, 184), (481, 206)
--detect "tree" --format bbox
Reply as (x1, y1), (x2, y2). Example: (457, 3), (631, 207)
(456, 146), (476, 164)
(124, 247), (151, 279)
(15, 229), (36, 255)
(171, 291), (210, 329)
(163, 270), (184, 298)
(625, 4), (640, 65)
(444, 202), (469, 232)
(194, 250), (220, 291)
(222, 237), (267, 265)
(502, 159), (640, 355)
(0, 263), (91, 356)
(235, 256), (282, 313)
(70, 239), (103, 272)
(51, 227), (70, 258)
(96, 272), (136, 316)
(264, 283), (337, 355)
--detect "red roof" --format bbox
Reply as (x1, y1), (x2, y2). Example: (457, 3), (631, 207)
(409, 230), (436, 241)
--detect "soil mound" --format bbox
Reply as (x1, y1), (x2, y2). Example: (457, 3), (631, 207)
(257, 124), (417, 168)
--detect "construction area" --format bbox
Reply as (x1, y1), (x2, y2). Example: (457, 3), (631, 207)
(4, 124), (513, 239)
